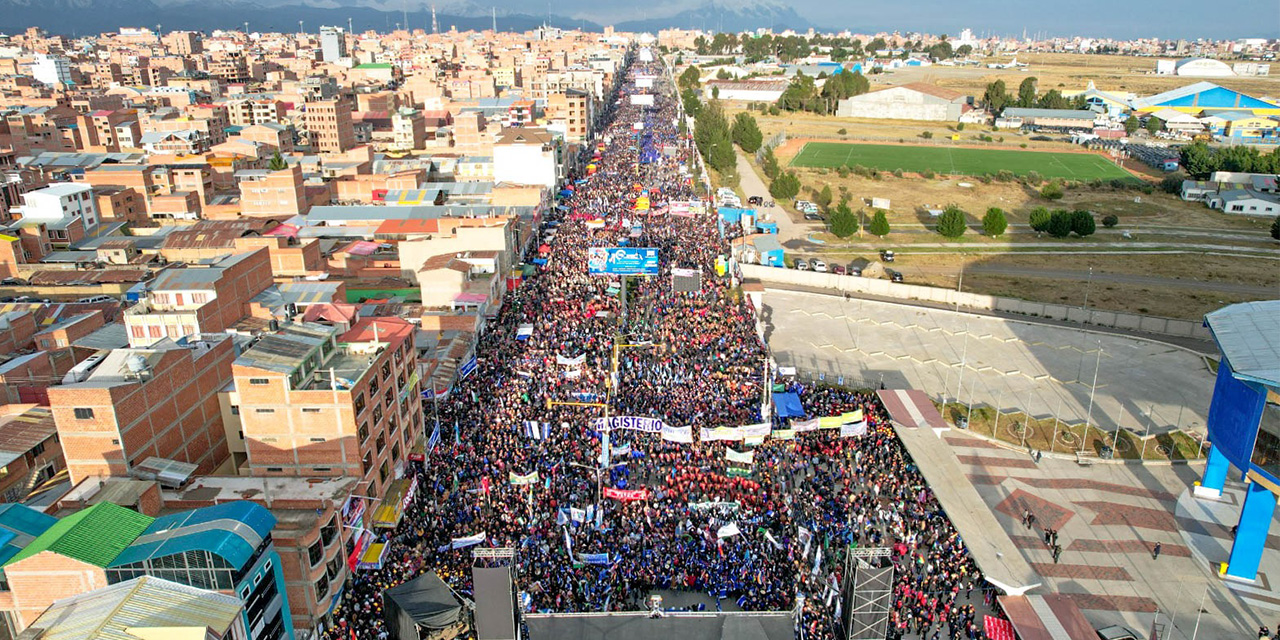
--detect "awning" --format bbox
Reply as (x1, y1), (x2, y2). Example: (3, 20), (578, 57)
(357, 541), (389, 570)
(453, 292), (489, 305)
(877, 389), (948, 430)
(998, 595), (1099, 640)
(372, 477), (418, 529)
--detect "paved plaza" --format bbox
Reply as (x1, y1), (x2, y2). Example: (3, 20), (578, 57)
(763, 289), (1215, 436)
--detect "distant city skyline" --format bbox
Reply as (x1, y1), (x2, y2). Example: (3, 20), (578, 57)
(0, 0), (1274, 40)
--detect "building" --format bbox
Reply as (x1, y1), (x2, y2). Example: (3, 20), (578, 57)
(493, 127), (560, 188)
(1156, 57), (1235, 77)
(0, 406), (63, 504)
(15, 576), (247, 640)
(1130, 82), (1280, 116)
(835, 83), (971, 121)
(701, 79), (789, 103)
(11, 182), (100, 237)
(305, 99), (356, 154)
(1197, 300), (1280, 582)
(123, 249), (273, 347)
(999, 107), (1097, 129)
(231, 318), (421, 499)
(391, 108), (427, 151)
(1208, 189), (1280, 216)
(319, 26), (348, 63)
(236, 166), (309, 217)
(47, 334), (235, 484)
(546, 89), (593, 143)
(227, 98), (288, 127)
(30, 55), (72, 87)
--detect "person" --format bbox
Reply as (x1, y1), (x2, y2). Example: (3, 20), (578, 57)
(1152, 542), (1162, 560)
(1022, 509), (1031, 528)
(1052, 545), (1061, 564)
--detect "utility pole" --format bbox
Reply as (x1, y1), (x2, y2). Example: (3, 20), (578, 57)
(492, 6), (497, 33)
(431, 4), (439, 34)
(1081, 343), (1102, 453)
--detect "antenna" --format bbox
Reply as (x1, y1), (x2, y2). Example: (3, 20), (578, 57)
(402, 0), (409, 32)
(299, 20), (304, 35)
(348, 17), (353, 34)
(431, 4), (439, 34)
(243, 21), (249, 35)
(492, 7), (497, 33)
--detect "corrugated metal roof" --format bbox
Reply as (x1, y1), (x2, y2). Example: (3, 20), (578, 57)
(1206, 300), (1280, 386)
(111, 501), (275, 569)
(17, 576), (242, 640)
(5, 502), (154, 569)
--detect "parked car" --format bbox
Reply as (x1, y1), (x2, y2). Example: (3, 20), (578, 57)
(888, 269), (904, 283)
(794, 259), (810, 271)
(1096, 626), (1140, 640)
(880, 249), (896, 262)
(848, 266), (863, 277)
(849, 258), (870, 277)
(747, 196), (763, 205)
(804, 212), (824, 221)
(77, 295), (116, 304)
(811, 259), (828, 272)
(831, 264), (846, 275)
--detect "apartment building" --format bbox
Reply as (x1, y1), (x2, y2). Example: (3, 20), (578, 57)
(546, 88), (593, 142)
(123, 249), (273, 347)
(237, 123), (295, 154)
(493, 127), (561, 188)
(390, 108), (426, 151)
(46, 334), (235, 485)
(0, 405), (63, 504)
(236, 165), (308, 217)
(304, 99), (355, 154)
(232, 317), (421, 499)
(7, 182), (100, 247)
(227, 97), (287, 127)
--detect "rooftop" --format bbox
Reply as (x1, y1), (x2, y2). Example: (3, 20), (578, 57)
(0, 406), (58, 469)
(234, 322), (336, 375)
(161, 474), (357, 508)
(1205, 300), (1280, 387)
(4, 502), (154, 569)
(111, 501), (275, 570)
(16, 576), (243, 640)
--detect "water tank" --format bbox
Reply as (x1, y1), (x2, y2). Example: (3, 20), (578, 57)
(125, 354), (150, 376)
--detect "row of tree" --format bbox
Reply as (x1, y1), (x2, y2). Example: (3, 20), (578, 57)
(828, 205), (891, 238)
(776, 70), (871, 115)
(1179, 141), (1280, 179)
(694, 33), (972, 64)
(982, 78), (1089, 113)
(1029, 208), (1097, 237)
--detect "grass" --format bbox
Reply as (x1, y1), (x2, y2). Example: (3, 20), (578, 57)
(938, 401), (1205, 461)
(790, 141), (1139, 182)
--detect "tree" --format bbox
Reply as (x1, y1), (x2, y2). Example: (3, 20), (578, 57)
(1071, 210), (1096, 237)
(1046, 210), (1073, 238)
(1028, 206), (1052, 232)
(1123, 115), (1140, 135)
(678, 65), (701, 90)
(730, 112), (763, 153)
(1272, 214), (1280, 240)
(956, 44), (973, 57)
(1145, 116), (1164, 135)
(694, 100), (735, 174)
(983, 79), (1010, 113)
(711, 86), (720, 100)
(681, 88), (702, 118)
(716, 68), (733, 80)
(769, 172), (801, 200)
(830, 202), (858, 238)
(1102, 215), (1119, 228)
(816, 184), (834, 211)
(982, 207), (1008, 236)
(761, 147), (780, 180)
(1017, 77), (1037, 107)
(1040, 181), (1064, 200)
(868, 209), (891, 237)
(268, 151), (287, 171)
(935, 206), (968, 238)
(1179, 141), (1216, 179)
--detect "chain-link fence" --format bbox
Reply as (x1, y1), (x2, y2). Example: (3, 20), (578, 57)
(755, 130), (788, 164)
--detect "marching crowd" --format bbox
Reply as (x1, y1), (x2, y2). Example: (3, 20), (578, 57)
(324, 54), (996, 640)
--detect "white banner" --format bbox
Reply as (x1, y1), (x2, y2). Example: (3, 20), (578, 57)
(449, 532), (486, 550)
(793, 418), (820, 432)
(717, 522), (742, 539)
(610, 444), (632, 458)
(509, 471), (539, 486)
(725, 449), (754, 465)
(840, 421), (868, 438)
(661, 424), (694, 443)
(556, 354), (586, 367)
(592, 416), (666, 433)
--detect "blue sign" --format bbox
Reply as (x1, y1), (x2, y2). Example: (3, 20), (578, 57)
(587, 247), (659, 276)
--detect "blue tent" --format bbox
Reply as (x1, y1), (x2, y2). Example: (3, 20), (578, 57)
(774, 392), (805, 418)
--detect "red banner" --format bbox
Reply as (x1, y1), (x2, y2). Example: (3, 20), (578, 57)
(603, 487), (649, 502)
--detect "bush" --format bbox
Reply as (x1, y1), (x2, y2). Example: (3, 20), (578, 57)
(956, 123), (965, 131)
(1025, 170), (1042, 185)
(769, 172), (801, 199)
(921, 131), (933, 139)
(921, 169), (935, 179)
(1140, 184), (1154, 195)
(1046, 210), (1073, 238)
(982, 207), (1008, 236)
(1041, 181), (1065, 200)
(830, 202), (858, 238)
(977, 174), (993, 184)
(996, 170), (1014, 182)
(1160, 172), (1186, 194)
(868, 209), (891, 237)
(836, 166), (850, 178)
(1028, 206), (1051, 232)
(1020, 143), (1027, 148)
(1102, 215), (1119, 228)
(1071, 209), (1096, 237)
(935, 206), (968, 238)
(892, 168), (904, 178)
(837, 128), (847, 135)
(852, 164), (872, 178)
(1271, 214), (1280, 240)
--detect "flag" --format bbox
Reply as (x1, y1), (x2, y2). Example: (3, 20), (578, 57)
(524, 420), (548, 441)
(480, 476), (490, 494)
(717, 522), (741, 538)
(427, 422), (441, 453)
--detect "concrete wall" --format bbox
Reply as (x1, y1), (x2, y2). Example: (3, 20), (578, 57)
(740, 264), (1213, 340)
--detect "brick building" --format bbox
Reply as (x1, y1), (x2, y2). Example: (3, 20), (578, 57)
(0, 406), (64, 503)
(124, 249), (273, 347)
(304, 99), (355, 154)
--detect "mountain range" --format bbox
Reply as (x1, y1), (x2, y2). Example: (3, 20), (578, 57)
(0, 0), (813, 36)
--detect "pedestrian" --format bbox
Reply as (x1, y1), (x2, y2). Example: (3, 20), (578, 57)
(1152, 542), (1161, 560)
(1052, 545), (1061, 564)
(1022, 509), (1030, 528)
(1043, 529), (1052, 546)
(1027, 512), (1036, 530)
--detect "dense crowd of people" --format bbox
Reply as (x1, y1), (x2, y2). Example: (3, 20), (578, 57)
(324, 52), (995, 640)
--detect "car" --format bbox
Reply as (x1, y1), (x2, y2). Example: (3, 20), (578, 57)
(848, 266), (863, 277)
(794, 259), (809, 271)
(1096, 626), (1140, 640)
(76, 295), (116, 304)
(747, 196), (763, 205)
(880, 249), (895, 262)
(811, 259), (828, 272)
(831, 264), (846, 275)
(804, 212), (824, 221)
(888, 270), (904, 283)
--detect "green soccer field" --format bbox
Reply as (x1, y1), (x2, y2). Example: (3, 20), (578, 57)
(789, 142), (1137, 182)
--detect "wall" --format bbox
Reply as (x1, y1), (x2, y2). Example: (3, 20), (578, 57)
(740, 264), (1213, 341)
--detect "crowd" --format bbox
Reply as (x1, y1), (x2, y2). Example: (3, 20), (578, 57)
(323, 53), (995, 640)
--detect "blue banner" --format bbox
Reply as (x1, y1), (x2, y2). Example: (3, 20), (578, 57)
(587, 247), (659, 276)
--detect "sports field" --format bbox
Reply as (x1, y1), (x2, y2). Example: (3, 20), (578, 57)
(790, 142), (1137, 181)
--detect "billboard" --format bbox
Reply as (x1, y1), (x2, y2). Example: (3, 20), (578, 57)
(587, 247), (659, 276)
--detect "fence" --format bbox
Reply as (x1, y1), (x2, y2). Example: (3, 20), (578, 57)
(740, 264), (1213, 341)
(755, 130), (788, 165)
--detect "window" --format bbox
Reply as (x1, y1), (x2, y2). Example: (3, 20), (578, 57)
(384, 390), (393, 409)
(249, 378), (270, 385)
(372, 406), (383, 425)
(255, 409), (275, 414)
(230, 405), (240, 415)
(148, 325), (162, 338)
(73, 408), (94, 420)
(315, 574), (330, 601)
(368, 375), (378, 393)
(398, 372), (406, 389)
(32, 442), (45, 456)
(379, 460), (389, 482)
(391, 442), (401, 462)
(358, 423), (369, 443)
(267, 466), (283, 472)
(309, 437), (326, 443)
(375, 434), (385, 453)
(381, 362), (391, 380)
(302, 407), (322, 413)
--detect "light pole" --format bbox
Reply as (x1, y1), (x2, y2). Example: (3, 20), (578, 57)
(1081, 342), (1102, 453)
(1191, 585), (1209, 640)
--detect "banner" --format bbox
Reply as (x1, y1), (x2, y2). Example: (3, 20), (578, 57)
(592, 416), (665, 433)
(610, 444), (632, 458)
(578, 552), (612, 565)
(840, 421), (868, 438)
(726, 467), (752, 478)
(523, 420), (549, 441)
(743, 435), (766, 447)
(459, 355), (478, 379)
(556, 354), (586, 367)
(587, 247), (660, 276)
(700, 426), (740, 442)
(603, 487), (649, 502)
(792, 418), (820, 432)
(798, 526), (813, 558)
(717, 522), (742, 539)
(764, 531), (782, 550)
(570, 507), (586, 523)
(820, 410), (864, 429)
(772, 429), (796, 440)
(661, 424), (694, 443)
(446, 532), (486, 550)
(509, 471), (540, 486)
(726, 449), (754, 465)
(688, 501), (739, 511)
